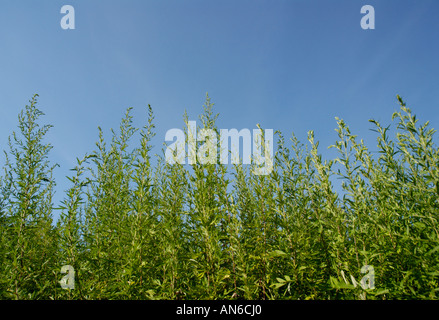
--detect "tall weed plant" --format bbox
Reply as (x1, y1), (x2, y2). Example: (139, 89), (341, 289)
(0, 94), (438, 299)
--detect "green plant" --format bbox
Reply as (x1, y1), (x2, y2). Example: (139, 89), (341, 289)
(1, 93), (438, 300)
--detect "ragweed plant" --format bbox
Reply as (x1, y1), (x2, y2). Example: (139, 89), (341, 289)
(0, 94), (58, 299)
(0, 94), (438, 300)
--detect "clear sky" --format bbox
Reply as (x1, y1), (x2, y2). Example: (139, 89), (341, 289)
(1, 0), (438, 218)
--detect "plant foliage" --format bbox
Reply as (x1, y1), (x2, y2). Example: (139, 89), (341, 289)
(1, 93), (438, 300)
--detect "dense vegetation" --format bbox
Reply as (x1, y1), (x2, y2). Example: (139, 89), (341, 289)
(0, 93), (438, 300)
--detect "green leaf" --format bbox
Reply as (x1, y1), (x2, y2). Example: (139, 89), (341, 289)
(426, 245), (439, 256)
(413, 222), (426, 229)
(268, 250), (287, 258)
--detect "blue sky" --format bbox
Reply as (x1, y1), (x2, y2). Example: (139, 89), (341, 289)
(1, 0), (438, 217)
